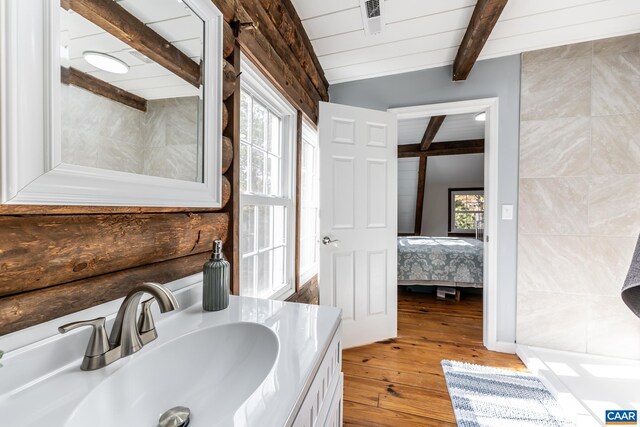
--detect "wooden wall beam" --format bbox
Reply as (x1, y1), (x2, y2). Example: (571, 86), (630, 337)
(238, 31), (318, 122)
(210, 0), (319, 122)
(259, 0), (329, 101)
(286, 275), (318, 305)
(226, 42), (241, 296)
(210, 0), (235, 23)
(0, 212), (229, 297)
(223, 59), (237, 100)
(414, 156), (427, 235)
(280, 0), (330, 90)
(67, 0), (201, 87)
(419, 115), (446, 151)
(399, 139), (485, 158)
(0, 252), (213, 335)
(223, 20), (235, 58)
(221, 136), (233, 174)
(452, 0), (508, 81)
(239, 0), (322, 107)
(61, 66), (147, 112)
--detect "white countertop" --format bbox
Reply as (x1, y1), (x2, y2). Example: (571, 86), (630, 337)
(0, 275), (342, 426)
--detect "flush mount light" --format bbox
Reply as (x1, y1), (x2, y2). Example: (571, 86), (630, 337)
(474, 112), (486, 122)
(83, 51), (129, 74)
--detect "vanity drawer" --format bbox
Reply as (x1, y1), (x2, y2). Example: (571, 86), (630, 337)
(293, 325), (342, 427)
(323, 373), (343, 427)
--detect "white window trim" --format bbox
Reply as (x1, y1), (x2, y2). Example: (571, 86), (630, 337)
(299, 121), (319, 286)
(240, 55), (297, 301)
(449, 189), (484, 234)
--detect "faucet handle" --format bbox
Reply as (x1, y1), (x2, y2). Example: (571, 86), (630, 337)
(58, 317), (110, 357)
(137, 298), (159, 345)
(137, 298), (156, 333)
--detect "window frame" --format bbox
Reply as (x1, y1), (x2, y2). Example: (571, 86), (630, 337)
(239, 56), (297, 300)
(448, 188), (484, 235)
(298, 121), (319, 286)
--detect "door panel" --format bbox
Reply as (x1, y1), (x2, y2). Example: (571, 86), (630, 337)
(319, 101), (397, 348)
(331, 157), (355, 229)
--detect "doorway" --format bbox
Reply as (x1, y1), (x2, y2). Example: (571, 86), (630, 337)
(390, 98), (502, 352)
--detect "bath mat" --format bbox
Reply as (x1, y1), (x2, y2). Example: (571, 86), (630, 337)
(441, 360), (574, 427)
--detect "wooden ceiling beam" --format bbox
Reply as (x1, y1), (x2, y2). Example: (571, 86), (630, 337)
(414, 156), (427, 236)
(65, 0), (201, 88)
(399, 139), (484, 158)
(61, 66), (147, 112)
(452, 0), (508, 81)
(419, 115), (446, 151)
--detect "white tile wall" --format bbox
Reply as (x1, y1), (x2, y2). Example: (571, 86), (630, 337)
(61, 84), (200, 182)
(517, 34), (640, 360)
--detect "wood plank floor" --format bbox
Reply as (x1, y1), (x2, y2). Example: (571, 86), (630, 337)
(342, 288), (526, 426)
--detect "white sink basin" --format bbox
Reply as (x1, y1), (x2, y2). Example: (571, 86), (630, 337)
(0, 291), (342, 426)
(64, 322), (279, 427)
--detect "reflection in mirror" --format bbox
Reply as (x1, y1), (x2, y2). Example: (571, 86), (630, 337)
(59, 0), (205, 182)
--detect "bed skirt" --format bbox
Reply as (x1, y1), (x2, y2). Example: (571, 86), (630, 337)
(398, 279), (483, 289)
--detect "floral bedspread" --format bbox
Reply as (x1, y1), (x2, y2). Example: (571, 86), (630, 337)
(397, 236), (483, 285)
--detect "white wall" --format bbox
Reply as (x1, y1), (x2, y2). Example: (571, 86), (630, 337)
(398, 158), (419, 234)
(422, 154), (484, 237)
(330, 55), (521, 343)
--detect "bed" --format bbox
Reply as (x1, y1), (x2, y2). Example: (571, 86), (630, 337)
(397, 236), (483, 288)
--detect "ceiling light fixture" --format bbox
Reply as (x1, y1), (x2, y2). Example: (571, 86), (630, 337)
(474, 112), (486, 122)
(83, 51), (129, 74)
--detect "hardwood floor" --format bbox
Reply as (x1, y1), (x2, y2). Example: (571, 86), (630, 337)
(342, 288), (526, 426)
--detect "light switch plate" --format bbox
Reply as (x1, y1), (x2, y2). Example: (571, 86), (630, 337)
(502, 204), (514, 220)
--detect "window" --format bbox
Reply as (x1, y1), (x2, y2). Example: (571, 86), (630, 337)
(299, 123), (319, 285)
(449, 189), (484, 234)
(239, 58), (296, 300)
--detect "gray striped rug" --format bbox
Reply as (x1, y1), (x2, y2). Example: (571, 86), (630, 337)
(441, 360), (574, 427)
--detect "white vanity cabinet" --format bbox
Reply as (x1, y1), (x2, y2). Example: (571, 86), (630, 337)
(0, 282), (344, 427)
(292, 325), (343, 427)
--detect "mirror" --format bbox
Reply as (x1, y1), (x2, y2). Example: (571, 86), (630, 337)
(59, 0), (205, 182)
(0, 0), (222, 207)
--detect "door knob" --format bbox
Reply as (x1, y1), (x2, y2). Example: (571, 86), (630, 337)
(322, 236), (340, 246)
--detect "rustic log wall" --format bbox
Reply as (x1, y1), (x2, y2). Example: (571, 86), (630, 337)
(287, 276), (319, 305)
(0, 0), (326, 335)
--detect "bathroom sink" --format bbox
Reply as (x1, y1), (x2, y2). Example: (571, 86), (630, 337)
(64, 322), (279, 427)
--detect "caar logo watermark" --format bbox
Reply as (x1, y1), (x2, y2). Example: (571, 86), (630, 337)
(606, 410), (637, 425)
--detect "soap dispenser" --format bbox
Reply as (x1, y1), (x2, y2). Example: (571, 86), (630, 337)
(203, 240), (230, 311)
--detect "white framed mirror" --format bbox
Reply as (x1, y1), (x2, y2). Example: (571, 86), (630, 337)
(0, 0), (223, 207)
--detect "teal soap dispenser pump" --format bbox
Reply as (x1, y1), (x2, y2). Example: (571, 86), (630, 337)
(203, 240), (230, 311)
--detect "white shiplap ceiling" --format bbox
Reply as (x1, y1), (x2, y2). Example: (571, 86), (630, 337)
(291, 0), (640, 84)
(60, 0), (203, 99)
(398, 113), (484, 145)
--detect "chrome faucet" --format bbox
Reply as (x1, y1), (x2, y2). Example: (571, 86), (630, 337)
(58, 282), (178, 371)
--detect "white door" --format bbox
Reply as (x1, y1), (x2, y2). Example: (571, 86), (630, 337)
(318, 101), (398, 349)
